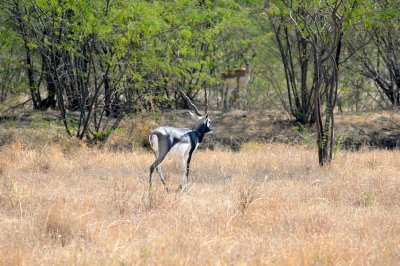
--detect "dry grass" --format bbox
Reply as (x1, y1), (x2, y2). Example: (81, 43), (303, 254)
(1, 140), (400, 265)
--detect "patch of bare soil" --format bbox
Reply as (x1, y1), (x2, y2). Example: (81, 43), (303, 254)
(126, 109), (400, 151)
(334, 110), (400, 150)
(1, 108), (400, 151)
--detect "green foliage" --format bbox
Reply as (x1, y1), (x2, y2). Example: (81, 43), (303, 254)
(0, 0), (394, 152)
(1, 1), (263, 105)
(0, 5), (28, 102)
(1, 0), (267, 143)
(359, 191), (375, 207)
(29, 113), (55, 129)
(292, 124), (315, 148)
(1, 119), (21, 129)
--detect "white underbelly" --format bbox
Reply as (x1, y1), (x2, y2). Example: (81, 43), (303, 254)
(167, 143), (191, 157)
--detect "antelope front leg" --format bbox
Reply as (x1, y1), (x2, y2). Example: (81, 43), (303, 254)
(177, 148), (195, 192)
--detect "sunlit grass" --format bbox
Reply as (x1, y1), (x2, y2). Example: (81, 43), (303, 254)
(1, 141), (399, 265)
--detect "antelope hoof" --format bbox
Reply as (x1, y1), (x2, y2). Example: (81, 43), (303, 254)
(176, 184), (184, 193)
(176, 183), (190, 193)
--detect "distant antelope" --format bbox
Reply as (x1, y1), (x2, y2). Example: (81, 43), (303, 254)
(221, 61), (251, 110)
(148, 89), (213, 192)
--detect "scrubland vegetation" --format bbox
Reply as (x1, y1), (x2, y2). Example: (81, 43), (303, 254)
(1, 136), (399, 265)
(1, 0), (400, 264)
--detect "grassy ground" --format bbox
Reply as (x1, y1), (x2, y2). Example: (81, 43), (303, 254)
(1, 138), (399, 265)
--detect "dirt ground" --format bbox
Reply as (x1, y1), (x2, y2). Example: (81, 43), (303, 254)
(1, 108), (400, 151)
(121, 108), (400, 151)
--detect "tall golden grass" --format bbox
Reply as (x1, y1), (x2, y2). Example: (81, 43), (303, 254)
(1, 141), (399, 265)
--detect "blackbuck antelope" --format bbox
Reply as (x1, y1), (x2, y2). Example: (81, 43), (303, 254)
(149, 89), (213, 192)
(221, 62), (251, 110)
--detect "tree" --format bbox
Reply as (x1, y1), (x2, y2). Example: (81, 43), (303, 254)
(5, 0), (149, 142)
(0, 8), (27, 105)
(274, 0), (360, 165)
(269, 5), (315, 124)
(348, 1), (400, 107)
(3, 0), (260, 143)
